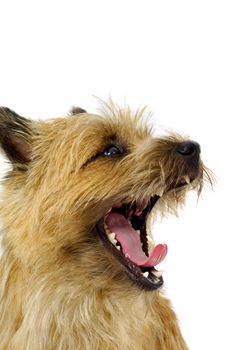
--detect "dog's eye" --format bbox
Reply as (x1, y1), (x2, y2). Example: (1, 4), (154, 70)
(103, 145), (123, 157)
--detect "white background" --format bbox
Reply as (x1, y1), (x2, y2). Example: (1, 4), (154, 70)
(0, 1), (231, 349)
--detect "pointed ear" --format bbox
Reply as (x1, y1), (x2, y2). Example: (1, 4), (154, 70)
(0, 107), (33, 167)
(69, 106), (87, 115)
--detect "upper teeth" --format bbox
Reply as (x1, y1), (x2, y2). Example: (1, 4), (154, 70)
(154, 188), (164, 197)
(147, 236), (155, 244)
(184, 175), (191, 184)
(146, 208), (157, 238)
(147, 235), (155, 253)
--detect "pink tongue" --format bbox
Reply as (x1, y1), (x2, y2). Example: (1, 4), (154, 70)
(105, 213), (167, 267)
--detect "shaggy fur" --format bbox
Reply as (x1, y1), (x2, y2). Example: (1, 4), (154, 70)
(0, 102), (211, 349)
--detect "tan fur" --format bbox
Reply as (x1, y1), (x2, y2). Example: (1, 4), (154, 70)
(0, 102), (211, 349)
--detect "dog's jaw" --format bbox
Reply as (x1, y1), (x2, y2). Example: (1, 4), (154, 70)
(95, 171), (201, 290)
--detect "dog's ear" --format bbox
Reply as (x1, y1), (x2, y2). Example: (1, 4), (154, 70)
(69, 106), (87, 115)
(0, 107), (33, 166)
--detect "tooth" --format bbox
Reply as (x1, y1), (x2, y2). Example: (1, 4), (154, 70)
(104, 224), (110, 234)
(152, 270), (163, 278)
(109, 239), (117, 245)
(108, 232), (115, 239)
(136, 230), (140, 235)
(147, 236), (155, 253)
(108, 233), (117, 245)
(116, 246), (121, 251)
(147, 236), (155, 244)
(135, 210), (143, 216)
(184, 175), (190, 184)
(154, 188), (164, 197)
(142, 271), (149, 278)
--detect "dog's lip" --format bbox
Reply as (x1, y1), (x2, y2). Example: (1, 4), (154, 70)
(96, 217), (164, 290)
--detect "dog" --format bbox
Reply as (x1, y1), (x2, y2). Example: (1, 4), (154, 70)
(0, 102), (211, 349)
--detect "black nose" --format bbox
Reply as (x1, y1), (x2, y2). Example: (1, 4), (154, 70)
(176, 141), (201, 158)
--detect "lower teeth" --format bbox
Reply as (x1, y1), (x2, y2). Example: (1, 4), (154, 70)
(152, 270), (163, 278)
(142, 271), (149, 278)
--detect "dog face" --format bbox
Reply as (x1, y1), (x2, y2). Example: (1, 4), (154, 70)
(0, 103), (210, 290)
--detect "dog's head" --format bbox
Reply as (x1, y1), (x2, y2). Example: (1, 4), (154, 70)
(0, 103), (211, 290)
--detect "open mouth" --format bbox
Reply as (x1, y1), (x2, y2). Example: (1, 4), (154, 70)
(96, 174), (196, 290)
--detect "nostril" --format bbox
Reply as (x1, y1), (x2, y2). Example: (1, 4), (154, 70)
(176, 141), (201, 157)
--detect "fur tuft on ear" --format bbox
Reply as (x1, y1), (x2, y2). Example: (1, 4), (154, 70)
(0, 107), (33, 166)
